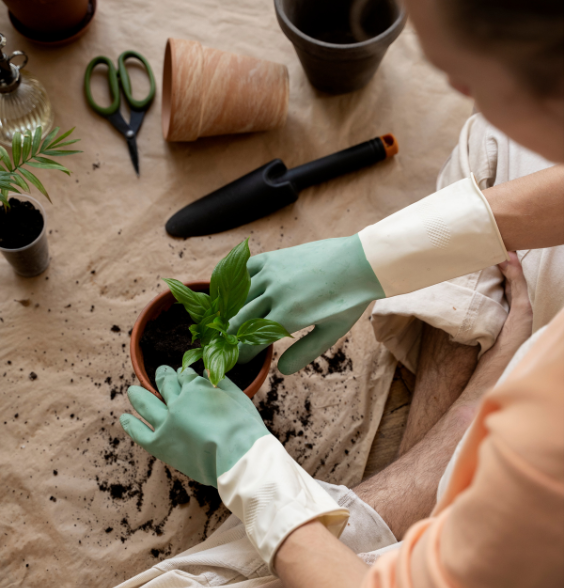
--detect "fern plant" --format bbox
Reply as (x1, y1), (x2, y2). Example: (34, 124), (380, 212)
(0, 126), (81, 209)
(164, 239), (292, 386)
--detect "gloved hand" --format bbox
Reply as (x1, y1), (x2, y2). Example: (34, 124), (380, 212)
(230, 176), (508, 374)
(120, 366), (349, 571)
(229, 235), (384, 374)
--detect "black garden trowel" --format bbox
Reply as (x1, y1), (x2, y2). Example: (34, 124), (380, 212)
(165, 134), (398, 238)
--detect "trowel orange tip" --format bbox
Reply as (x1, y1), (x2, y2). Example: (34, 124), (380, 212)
(380, 133), (399, 158)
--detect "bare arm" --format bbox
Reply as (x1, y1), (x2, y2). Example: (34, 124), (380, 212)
(276, 520), (369, 588)
(485, 164), (564, 251)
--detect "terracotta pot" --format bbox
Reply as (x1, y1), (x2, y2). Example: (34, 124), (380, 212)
(130, 281), (273, 402)
(162, 38), (289, 142)
(3, 0), (90, 36)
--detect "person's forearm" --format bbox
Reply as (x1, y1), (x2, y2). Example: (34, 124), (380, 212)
(276, 520), (369, 588)
(485, 164), (564, 251)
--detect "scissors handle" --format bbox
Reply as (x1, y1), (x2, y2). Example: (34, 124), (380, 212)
(118, 50), (156, 111)
(84, 56), (121, 116)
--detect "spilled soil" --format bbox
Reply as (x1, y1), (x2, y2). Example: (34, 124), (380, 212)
(254, 341), (355, 470)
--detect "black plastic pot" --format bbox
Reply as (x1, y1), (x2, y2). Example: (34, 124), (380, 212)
(274, 0), (406, 94)
(0, 195), (49, 277)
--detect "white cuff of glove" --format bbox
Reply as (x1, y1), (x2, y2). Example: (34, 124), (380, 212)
(358, 175), (508, 297)
(217, 435), (350, 574)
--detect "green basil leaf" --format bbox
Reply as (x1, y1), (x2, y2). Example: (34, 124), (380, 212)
(18, 168), (50, 201)
(31, 126), (42, 157)
(195, 300), (221, 345)
(11, 132), (21, 167)
(207, 316), (230, 334)
(207, 322), (225, 334)
(181, 348), (203, 371)
(189, 324), (200, 344)
(203, 338), (239, 387)
(210, 238), (251, 320)
(200, 325), (220, 346)
(162, 278), (212, 323)
(237, 318), (292, 346)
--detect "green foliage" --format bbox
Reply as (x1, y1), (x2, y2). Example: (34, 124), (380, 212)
(210, 239), (251, 320)
(181, 348), (203, 371)
(237, 318), (291, 346)
(164, 240), (292, 387)
(0, 126), (82, 210)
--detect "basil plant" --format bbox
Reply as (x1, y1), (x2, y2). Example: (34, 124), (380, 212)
(164, 239), (291, 386)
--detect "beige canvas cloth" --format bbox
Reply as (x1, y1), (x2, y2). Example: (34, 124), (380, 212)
(0, 1), (474, 586)
(371, 113), (563, 371)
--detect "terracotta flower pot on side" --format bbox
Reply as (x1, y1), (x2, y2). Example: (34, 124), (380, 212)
(162, 38), (290, 142)
(130, 281), (273, 402)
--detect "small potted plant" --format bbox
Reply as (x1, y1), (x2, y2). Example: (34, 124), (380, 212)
(131, 239), (291, 400)
(0, 126), (81, 277)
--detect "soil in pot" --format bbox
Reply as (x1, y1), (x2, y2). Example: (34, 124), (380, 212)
(0, 197), (44, 249)
(295, 0), (396, 44)
(140, 301), (268, 391)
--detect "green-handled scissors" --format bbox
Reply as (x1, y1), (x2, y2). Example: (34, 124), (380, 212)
(84, 50), (156, 176)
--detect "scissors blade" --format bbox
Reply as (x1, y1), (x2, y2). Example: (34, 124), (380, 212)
(128, 110), (146, 135)
(107, 111), (132, 138)
(126, 137), (140, 177)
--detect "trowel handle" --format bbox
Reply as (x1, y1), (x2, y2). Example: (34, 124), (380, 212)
(282, 134), (398, 191)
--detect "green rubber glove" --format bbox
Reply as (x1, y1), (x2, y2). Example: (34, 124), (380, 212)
(229, 235), (384, 375)
(230, 177), (509, 376)
(120, 365), (269, 487)
(120, 365), (349, 569)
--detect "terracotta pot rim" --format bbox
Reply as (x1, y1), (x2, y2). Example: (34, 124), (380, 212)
(162, 38), (204, 142)
(8, 0), (97, 46)
(130, 280), (273, 402)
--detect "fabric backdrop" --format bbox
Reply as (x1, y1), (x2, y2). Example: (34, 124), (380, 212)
(0, 1), (472, 586)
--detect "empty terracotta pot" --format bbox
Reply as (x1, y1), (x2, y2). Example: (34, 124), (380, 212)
(162, 39), (290, 142)
(130, 281), (274, 402)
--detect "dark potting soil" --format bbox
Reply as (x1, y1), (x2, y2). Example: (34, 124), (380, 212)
(140, 301), (268, 391)
(295, 0), (395, 45)
(0, 197), (44, 249)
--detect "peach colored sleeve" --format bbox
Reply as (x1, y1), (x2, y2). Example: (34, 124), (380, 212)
(361, 309), (564, 588)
